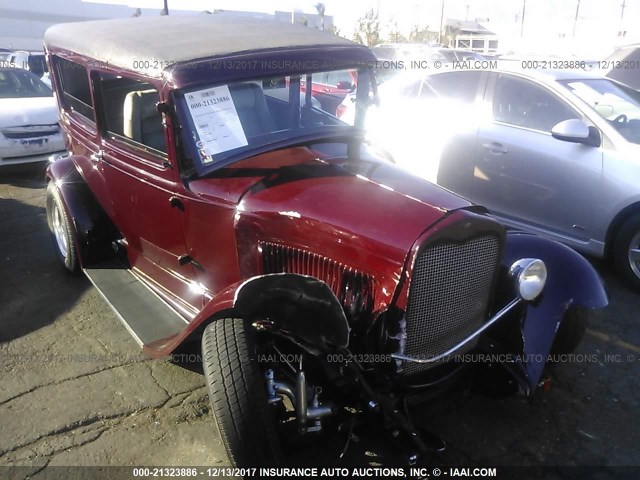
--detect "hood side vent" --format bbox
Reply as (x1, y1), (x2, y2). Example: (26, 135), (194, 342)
(260, 241), (375, 324)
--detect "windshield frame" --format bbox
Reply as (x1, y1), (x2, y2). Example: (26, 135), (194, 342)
(175, 66), (374, 178)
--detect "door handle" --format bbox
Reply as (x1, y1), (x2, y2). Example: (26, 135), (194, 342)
(169, 196), (185, 211)
(482, 142), (508, 155)
(90, 150), (104, 162)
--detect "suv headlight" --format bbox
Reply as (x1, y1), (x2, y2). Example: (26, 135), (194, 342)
(510, 258), (547, 301)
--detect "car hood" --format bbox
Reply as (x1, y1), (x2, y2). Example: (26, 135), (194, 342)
(0, 97), (59, 129)
(192, 143), (478, 308)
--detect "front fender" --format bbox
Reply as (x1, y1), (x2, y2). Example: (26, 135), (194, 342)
(143, 273), (350, 358)
(502, 232), (608, 391)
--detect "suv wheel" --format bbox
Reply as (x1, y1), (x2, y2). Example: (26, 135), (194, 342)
(613, 213), (640, 291)
(46, 183), (79, 273)
(202, 318), (282, 467)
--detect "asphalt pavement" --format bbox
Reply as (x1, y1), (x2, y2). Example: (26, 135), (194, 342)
(0, 163), (638, 476)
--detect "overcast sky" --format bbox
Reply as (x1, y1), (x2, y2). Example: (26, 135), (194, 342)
(82, 0), (638, 56)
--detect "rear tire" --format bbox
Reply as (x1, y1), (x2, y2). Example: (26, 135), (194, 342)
(46, 182), (79, 273)
(613, 213), (640, 291)
(202, 318), (282, 467)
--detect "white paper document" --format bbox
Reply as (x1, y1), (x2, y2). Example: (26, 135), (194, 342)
(185, 85), (248, 162)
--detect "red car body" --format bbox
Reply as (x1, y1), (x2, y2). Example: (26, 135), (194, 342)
(42, 16), (607, 465)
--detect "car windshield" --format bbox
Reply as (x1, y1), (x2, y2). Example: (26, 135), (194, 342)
(560, 78), (640, 144)
(0, 68), (52, 99)
(177, 68), (372, 175)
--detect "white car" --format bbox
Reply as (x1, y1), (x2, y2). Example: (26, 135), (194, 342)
(0, 67), (66, 166)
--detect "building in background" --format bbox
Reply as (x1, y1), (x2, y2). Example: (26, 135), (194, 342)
(444, 19), (498, 55)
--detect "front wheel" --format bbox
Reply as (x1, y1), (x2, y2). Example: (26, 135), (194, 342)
(613, 213), (640, 291)
(549, 306), (588, 355)
(202, 318), (282, 467)
(46, 182), (79, 273)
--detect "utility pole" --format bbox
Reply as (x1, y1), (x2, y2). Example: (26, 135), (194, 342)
(572, 0), (580, 37)
(438, 0), (445, 44)
(520, 0), (526, 37)
(620, 0), (626, 20)
(162, 0), (169, 15)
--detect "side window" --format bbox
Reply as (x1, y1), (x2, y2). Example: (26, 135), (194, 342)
(53, 56), (94, 121)
(493, 74), (579, 132)
(425, 71), (482, 103)
(95, 73), (167, 155)
(326, 70), (354, 88)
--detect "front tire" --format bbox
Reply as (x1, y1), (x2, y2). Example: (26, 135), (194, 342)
(46, 182), (79, 273)
(550, 306), (588, 355)
(202, 318), (282, 467)
(613, 213), (640, 291)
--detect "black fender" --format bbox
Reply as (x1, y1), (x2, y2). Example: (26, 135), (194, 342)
(234, 273), (350, 349)
(46, 157), (115, 267)
(500, 231), (608, 391)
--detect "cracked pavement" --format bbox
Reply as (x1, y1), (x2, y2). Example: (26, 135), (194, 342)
(0, 163), (638, 472)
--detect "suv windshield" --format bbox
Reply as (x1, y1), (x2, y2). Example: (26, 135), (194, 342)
(560, 78), (640, 144)
(0, 68), (52, 99)
(177, 68), (371, 175)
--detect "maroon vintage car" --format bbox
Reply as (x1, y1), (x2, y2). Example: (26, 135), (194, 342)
(43, 16), (607, 466)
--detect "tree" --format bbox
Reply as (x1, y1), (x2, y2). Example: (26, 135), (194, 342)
(409, 25), (439, 44)
(330, 25), (343, 38)
(352, 9), (381, 47)
(314, 3), (326, 31)
(388, 20), (407, 43)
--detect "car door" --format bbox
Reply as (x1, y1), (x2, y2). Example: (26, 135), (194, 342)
(420, 70), (487, 196)
(472, 73), (603, 242)
(90, 72), (201, 313)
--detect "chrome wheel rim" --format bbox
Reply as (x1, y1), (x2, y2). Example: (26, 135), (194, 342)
(629, 231), (640, 279)
(52, 204), (68, 259)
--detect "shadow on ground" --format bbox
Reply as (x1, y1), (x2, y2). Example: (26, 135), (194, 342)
(0, 192), (89, 342)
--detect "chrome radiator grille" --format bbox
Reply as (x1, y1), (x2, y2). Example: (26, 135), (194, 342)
(403, 235), (501, 375)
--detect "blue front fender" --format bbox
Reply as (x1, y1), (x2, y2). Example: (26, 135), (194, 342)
(501, 232), (608, 392)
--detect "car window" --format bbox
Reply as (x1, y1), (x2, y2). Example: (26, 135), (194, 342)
(493, 74), (579, 132)
(52, 56), (95, 121)
(424, 71), (482, 103)
(95, 73), (167, 155)
(0, 68), (51, 98)
(326, 70), (354, 88)
(560, 78), (640, 144)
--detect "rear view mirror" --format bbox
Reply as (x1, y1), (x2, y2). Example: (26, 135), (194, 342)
(337, 81), (355, 91)
(551, 119), (600, 147)
(594, 104), (614, 118)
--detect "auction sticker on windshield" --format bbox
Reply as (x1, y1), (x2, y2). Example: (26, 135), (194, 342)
(185, 85), (248, 162)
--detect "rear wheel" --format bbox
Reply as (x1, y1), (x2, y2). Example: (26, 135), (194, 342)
(202, 318), (282, 467)
(46, 182), (78, 273)
(613, 213), (640, 291)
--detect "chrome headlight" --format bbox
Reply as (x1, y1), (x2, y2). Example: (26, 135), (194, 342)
(510, 258), (547, 301)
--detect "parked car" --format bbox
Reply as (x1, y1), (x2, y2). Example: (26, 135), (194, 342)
(372, 43), (486, 65)
(303, 69), (357, 114)
(1, 50), (48, 77)
(44, 17), (607, 467)
(601, 43), (640, 91)
(354, 68), (640, 289)
(0, 67), (66, 166)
